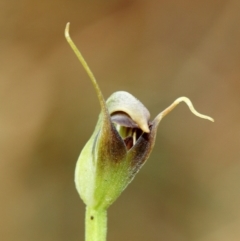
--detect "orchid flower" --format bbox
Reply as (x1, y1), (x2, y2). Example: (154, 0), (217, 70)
(65, 23), (214, 241)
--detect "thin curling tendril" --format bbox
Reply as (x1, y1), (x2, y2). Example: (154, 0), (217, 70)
(156, 97), (214, 122)
(65, 22), (109, 118)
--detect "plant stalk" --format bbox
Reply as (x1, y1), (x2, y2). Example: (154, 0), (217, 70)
(85, 206), (107, 241)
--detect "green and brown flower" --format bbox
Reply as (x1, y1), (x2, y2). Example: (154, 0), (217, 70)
(65, 23), (214, 210)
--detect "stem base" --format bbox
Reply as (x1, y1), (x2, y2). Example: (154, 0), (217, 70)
(85, 207), (107, 241)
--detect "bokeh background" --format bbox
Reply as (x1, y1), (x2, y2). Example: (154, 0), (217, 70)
(1, 0), (240, 240)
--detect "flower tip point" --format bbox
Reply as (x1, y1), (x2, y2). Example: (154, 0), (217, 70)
(208, 117), (214, 122)
(65, 22), (70, 38)
(142, 123), (150, 133)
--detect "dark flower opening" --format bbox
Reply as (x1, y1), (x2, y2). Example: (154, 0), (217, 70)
(111, 111), (149, 150)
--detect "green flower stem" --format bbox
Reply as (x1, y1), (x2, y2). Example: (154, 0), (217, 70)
(85, 206), (107, 241)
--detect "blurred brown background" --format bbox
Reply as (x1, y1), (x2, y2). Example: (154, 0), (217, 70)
(1, 0), (240, 240)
